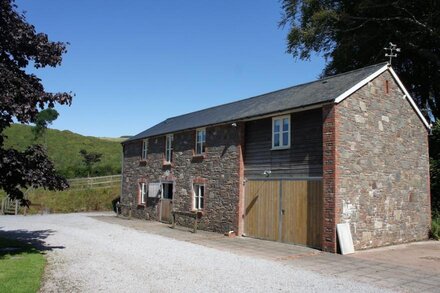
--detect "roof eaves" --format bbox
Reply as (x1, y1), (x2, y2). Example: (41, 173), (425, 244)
(122, 100), (333, 144)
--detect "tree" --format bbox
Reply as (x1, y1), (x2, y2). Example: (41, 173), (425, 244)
(0, 0), (72, 203)
(430, 121), (440, 214)
(32, 108), (59, 141)
(280, 0), (440, 118)
(79, 149), (102, 177)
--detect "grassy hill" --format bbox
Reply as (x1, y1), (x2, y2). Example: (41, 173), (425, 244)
(4, 124), (124, 178)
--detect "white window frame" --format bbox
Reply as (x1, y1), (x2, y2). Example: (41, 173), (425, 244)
(272, 115), (291, 149)
(141, 139), (148, 160)
(139, 182), (147, 204)
(195, 128), (206, 155)
(165, 134), (173, 163)
(193, 184), (205, 210)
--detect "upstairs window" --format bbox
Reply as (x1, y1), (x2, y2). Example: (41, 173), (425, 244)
(195, 128), (206, 155)
(193, 184), (205, 210)
(272, 115), (290, 149)
(141, 139), (148, 160)
(165, 134), (173, 163)
(139, 182), (147, 204)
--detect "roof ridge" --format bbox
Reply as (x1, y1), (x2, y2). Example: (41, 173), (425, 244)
(164, 62), (388, 122)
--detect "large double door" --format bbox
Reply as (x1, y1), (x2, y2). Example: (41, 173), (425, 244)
(244, 179), (322, 249)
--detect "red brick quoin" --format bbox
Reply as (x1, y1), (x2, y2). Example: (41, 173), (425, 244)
(322, 104), (338, 253)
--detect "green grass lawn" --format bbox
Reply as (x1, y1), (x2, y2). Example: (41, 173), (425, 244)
(0, 237), (46, 293)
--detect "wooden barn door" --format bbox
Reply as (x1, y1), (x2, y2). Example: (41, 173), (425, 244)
(244, 180), (279, 241)
(244, 179), (322, 249)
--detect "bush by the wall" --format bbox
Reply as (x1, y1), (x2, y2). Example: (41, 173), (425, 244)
(431, 214), (440, 240)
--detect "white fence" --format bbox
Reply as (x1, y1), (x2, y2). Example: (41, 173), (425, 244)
(68, 175), (121, 190)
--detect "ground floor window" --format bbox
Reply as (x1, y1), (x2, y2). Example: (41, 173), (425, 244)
(139, 182), (147, 204)
(193, 184), (204, 210)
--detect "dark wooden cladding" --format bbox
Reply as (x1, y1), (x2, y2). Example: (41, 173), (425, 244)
(244, 108), (323, 178)
(123, 141), (141, 158)
(123, 136), (166, 159)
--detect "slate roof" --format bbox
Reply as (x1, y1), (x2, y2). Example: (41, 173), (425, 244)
(126, 63), (388, 142)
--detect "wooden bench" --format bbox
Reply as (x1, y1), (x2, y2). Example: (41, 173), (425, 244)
(170, 211), (203, 233)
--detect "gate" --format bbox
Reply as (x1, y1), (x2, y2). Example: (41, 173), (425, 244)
(244, 179), (322, 249)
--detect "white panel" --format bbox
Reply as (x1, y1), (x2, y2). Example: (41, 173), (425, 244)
(337, 223), (355, 255)
(148, 183), (161, 198)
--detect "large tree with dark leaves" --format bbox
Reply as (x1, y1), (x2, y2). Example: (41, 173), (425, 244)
(280, 0), (440, 118)
(0, 0), (72, 203)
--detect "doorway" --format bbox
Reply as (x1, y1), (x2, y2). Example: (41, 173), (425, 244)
(160, 182), (173, 223)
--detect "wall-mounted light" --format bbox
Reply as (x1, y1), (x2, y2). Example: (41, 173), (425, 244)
(231, 122), (237, 127)
(263, 170), (271, 177)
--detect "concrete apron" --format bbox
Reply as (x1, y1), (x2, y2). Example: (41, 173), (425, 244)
(93, 215), (440, 293)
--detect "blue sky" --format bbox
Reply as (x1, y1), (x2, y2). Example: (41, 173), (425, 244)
(17, 0), (325, 137)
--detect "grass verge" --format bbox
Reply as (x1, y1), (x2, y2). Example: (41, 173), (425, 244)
(25, 186), (120, 214)
(0, 237), (46, 293)
(431, 214), (440, 240)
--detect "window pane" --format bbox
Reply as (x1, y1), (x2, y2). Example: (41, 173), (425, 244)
(202, 130), (206, 142)
(274, 120), (280, 132)
(283, 118), (289, 131)
(274, 133), (280, 147)
(282, 132), (289, 146)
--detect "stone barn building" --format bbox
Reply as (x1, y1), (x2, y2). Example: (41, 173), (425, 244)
(121, 63), (431, 253)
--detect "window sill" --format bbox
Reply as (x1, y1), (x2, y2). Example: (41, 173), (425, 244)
(191, 154), (206, 162)
(271, 146), (290, 151)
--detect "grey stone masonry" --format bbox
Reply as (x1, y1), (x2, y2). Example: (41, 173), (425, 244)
(121, 123), (242, 234)
(336, 70), (430, 249)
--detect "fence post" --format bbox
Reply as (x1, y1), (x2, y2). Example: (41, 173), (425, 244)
(14, 200), (19, 215)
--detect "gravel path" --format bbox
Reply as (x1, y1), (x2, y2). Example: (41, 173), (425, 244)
(0, 213), (390, 292)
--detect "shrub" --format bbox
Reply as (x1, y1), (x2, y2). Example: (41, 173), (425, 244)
(431, 214), (440, 240)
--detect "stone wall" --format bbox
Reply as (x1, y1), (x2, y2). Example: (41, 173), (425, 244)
(121, 123), (243, 234)
(336, 70), (430, 249)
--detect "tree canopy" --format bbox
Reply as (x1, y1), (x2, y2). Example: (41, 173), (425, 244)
(0, 0), (72, 202)
(79, 149), (103, 177)
(32, 108), (59, 140)
(280, 0), (440, 119)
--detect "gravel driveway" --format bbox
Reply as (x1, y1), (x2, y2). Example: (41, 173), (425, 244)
(0, 213), (388, 293)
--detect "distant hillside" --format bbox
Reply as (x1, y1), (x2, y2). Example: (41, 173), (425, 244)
(4, 124), (122, 178)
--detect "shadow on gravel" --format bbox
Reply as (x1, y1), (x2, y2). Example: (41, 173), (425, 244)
(0, 228), (64, 258)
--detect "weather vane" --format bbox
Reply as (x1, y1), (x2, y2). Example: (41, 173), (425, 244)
(384, 42), (400, 65)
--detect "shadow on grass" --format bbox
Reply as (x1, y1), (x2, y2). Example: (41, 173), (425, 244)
(0, 228), (65, 258)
